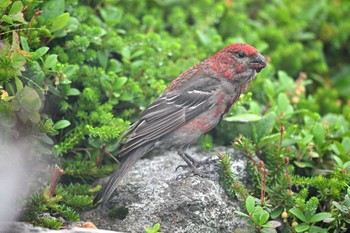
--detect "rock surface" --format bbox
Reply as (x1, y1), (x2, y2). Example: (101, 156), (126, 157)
(81, 146), (249, 233)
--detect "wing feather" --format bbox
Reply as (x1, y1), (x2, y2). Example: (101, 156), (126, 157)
(118, 76), (221, 157)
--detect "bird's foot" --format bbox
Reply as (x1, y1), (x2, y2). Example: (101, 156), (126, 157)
(176, 167), (215, 180)
(175, 157), (219, 180)
(175, 157), (218, 171)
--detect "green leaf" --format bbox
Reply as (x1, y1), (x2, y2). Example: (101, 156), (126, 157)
(114, 77), (128, 90)
(294, 223), (309, 232)
(309, 226), (328, 233)
(2, 15), (13, 24)
(277, 92), (289, 113)
(53, 120), (71, 130)
(308, 212), (332, 223)
(333, 156), (343, 167)
(12, 51), (26, 69)
(224, 114), (262, 123)
(259, 210), (270, 225)
(293, 161), (314, 168)
(255, 112), (276, 140)
(41, 0), (65, 20)
(15, 77), (23, 91)
(48, 13), (70, 32)
(10, 11), (25, 23)
(31, 47), (50, 60)
(343, 161), (350, 169)
(20, 36), (30, 52)
(66, 88), (80, 96)
(342, 137), (350, 153)
(260, 228), (277, 233)
(44, 54), (58, 69)
(120, 92), (134, 101)
(0, 0), (11, 8)
(97, 49), (108, 68)
(270, 207), (283, 219)
(9, 1), (23, 15)
(234, 210), (250, 218)
(153, 223), (160, 231)
(312, 122), (325, 146)
(246, 196), (255, 215)
(289, 208), (307, 222)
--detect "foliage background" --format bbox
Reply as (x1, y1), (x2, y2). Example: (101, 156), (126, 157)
(0, 0), (349, 232)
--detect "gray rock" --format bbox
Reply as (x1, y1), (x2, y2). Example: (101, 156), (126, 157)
(81, 146), (248, 233)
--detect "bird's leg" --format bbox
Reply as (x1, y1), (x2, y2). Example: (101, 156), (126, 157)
(176, 148), (218, 179)
(183, 152), (217, 168)
(176, 151), (212, 178)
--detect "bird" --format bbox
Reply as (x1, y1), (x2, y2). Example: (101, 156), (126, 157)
(93, 42), (266, 205)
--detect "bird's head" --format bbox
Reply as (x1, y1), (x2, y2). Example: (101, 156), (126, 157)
(211, 43), (267, 81)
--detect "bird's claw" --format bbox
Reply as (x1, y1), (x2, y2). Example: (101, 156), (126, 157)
(175, 164), (188, 172)
(175, 157), (219, 180)
(176, 168), (215, 180)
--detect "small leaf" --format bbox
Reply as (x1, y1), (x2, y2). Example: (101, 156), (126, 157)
(323, 217), (335, 223)
(312, 122), (325, 146)
(289, 208), (307, 222)
(270, 207), (283, 219)
(15, 77), (23, 91)
(260, 228), (277, 233)
(246, 196), (255, 215)
(333, 156), (343, 167)
(309, 226), (328, 233)
(259, 210), (270, 225)
(48, 13), (70, 32)
(31, 47), (50, 60)
(342, 137), (350, 153)
(294, 223), (309, 232)
(120, 92), (134, 101)
(332, 201), (347, 214)
(277, 93), (289, 113)
(153, 223), (160, 231)
(66, 88), (80, 96)
(9, 1), (23, 15)
(44, 54), (58, 69)
(0, 0), (11, 8)
(20, 36), (30, 52)
(224, 114), (262, 123)
(41, 0), (65, 20)
(2, 15), (13, 24)
(308, 212), (332, 223)
(265, 220), (281, 229)
(234, 211), (250, 218)
(294, 161), (314, 168)
(343, 161), (350, 169)
(114, 77), (128, 90)
(53, 120), (71, 130)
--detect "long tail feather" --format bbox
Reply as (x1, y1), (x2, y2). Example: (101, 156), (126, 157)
(93, 143), (154, 205)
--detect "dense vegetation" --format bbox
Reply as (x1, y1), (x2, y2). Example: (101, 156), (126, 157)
(0, 0), (349, 232)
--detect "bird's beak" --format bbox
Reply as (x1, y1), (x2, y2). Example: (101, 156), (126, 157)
(251, 53), (267, 73)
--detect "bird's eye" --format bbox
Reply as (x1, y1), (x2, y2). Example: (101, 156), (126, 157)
(238, 52), (246, 58)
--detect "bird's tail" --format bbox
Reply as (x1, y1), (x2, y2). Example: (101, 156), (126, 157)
(93, 143), (154, 205)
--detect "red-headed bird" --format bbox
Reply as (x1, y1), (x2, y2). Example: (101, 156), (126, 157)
(94, 43), (266, 205)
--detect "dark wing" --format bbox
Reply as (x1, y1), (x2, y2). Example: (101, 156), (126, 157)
(118, 76), (221, 157)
